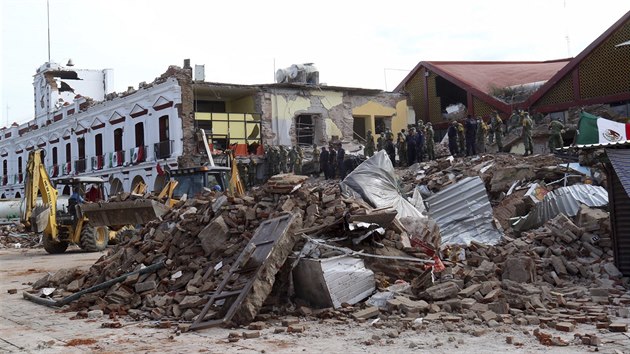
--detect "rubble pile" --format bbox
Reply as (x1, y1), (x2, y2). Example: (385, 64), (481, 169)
(22, 152), (628, 345)
(26, 177), (425, 325)
(0, 223), (40, 249)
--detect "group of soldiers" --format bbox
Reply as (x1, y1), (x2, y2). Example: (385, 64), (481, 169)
(447, 114), (499, 157)
(264, 145), (305, 176)
(318, 142), (346, 180)
(363, 121), (437, 167)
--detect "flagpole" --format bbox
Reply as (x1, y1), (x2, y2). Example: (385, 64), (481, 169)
(47, 0), (51, 62)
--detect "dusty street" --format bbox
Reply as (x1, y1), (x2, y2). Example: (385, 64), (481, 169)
(0, 247), (628, 354)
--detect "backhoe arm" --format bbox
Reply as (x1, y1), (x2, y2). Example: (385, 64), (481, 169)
(23, 149), (58, 239)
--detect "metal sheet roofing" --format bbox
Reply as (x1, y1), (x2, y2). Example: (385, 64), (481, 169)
(512, 184), (609, 231)
(425, 176), (502, 246)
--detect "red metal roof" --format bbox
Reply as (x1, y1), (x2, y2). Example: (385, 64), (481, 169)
(425, 60), (570, 93)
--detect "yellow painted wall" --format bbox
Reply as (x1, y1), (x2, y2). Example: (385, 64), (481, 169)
(311, 90), (343, 110)
(351, 99), (409, 136)
(271, 94), (311, 122)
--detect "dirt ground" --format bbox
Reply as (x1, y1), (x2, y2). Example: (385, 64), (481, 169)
(1, 247), (629, 354)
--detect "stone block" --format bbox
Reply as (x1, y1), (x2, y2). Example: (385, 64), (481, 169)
(502, 257), (536, 283)
(555, 322), (574, 332)
(197, 215), (230, 255)
(480, 310), (497, 323)
(609, 323), (628, 332)
(134, 280), (156, 293)
(352, 307), (379, 320)
(425, 281), (459, 300)
(459, 284), (481, 297)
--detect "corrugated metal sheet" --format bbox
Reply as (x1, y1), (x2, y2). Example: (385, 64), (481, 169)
(606, 148), (630, 198)
(292, 255), (375, 309)
(425, 176), (502, 246)
(559, 140), (630, 150)
(512, 184), (608, 231)
(607, 163), (630, 276)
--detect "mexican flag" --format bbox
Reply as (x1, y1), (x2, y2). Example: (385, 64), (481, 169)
(576, 112), (630, 145)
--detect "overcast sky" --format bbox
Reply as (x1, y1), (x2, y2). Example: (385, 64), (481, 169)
(1, 0), (628, 125)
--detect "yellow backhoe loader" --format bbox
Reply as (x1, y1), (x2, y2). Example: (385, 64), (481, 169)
(23, 150), (111, 253)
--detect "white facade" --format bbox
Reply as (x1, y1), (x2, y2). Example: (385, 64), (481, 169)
(1, 63), (184, 198)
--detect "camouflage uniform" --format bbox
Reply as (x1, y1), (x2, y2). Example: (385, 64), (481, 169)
(491, 115), (504, 152)
(312, 144), (321, 176)
(364, 130), (375, 157)
(548, 120), (564, 151)
(278, 146), (288, 173)
(288, 146), (297, 173)
(456, 122), (465, 156)
(476, 117), (487, 153)
(397, 133), (407, 167)
(425, 123), (435, 160)
(522, 114), (534, 155)
(376, 135), (383, 152)
(294, 145), (304, 175)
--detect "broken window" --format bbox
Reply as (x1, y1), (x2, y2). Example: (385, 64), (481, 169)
(296, 114), (314, 145)
(435, 76), (467, 114)
(156, 115), (171, 159)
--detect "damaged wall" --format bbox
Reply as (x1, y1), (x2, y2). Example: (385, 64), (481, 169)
(33, 62), (113, 119)
(262, 87), (406, 146)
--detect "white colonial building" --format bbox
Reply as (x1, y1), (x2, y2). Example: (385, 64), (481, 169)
(0, 61), (184, 198)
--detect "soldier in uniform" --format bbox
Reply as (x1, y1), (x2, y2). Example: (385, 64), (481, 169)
(456, 121), (466, 157)
(397, 132), (407, 167)
(270, 146), (280, 175)
(364, 130), (375, 157)
(476, 116), (488, 154)
(416, 122), (425, 162)
(376, 134), (383, 152)
(288, 146), (297, 173)
(407, 127), (417, 164)
(384, 132), (396, 166)
(248, 157), (257, 188)
(336, 143), (346, 179)
(464, 115), (478, 156)
(320, 146), (329, 179)
(294, 145), (304, 175)
(491, 114), (504, 152)
(447, 121), (459, 157)
(425, 122), (435, 161)
(328, 144), (337, 178)
(312, 144), (321, 177)
(278, 146), (288, 173)
(522, 113), (534, 156)
(548, 119), (565, 151)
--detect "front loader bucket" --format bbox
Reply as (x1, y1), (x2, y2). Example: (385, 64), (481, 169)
(79, 199), (170, 227)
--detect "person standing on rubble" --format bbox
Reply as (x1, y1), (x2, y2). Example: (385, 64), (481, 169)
(508, 109), (520, 134)
(491, 114), (504, 152)
(329, 144), (337, 178)
(406, 127), (417, 164)
(425, 122), (435, 160)
(521, 112), (534, 156)
(397, 132), (407, 167)
(384, 132), (396, 166)
(312, 144), (321, 177)
(294, 145), (304, 175)
(288, 146), (297, 173)
(320, 146), (329, 179)
(456, 120), (466, 157)
(376, 133), (383, 152)
(278, 146), (288, 173)
(476, 116), (487, 154)
(364, 130), (375, 157)
(416, 120), (426, 162)
(447, 121), (459, 157)
(464, 115), (478, 156)
(548, 119), (565, 152)
(336, 143), (346, 179)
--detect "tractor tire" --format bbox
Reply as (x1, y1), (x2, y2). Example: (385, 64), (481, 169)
(79, 225), (109, 252)
(42, 234), (69, 254)
(110, 225), (137, 245)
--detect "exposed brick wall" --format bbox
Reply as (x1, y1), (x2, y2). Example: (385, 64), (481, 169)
(160, 66), (195, 168)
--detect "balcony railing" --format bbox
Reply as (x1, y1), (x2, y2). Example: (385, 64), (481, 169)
(91, 155), (105, 171)
(154, 140), (173, 159)
(129, 145), (147, 165)
(75, 159), (87, 173)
